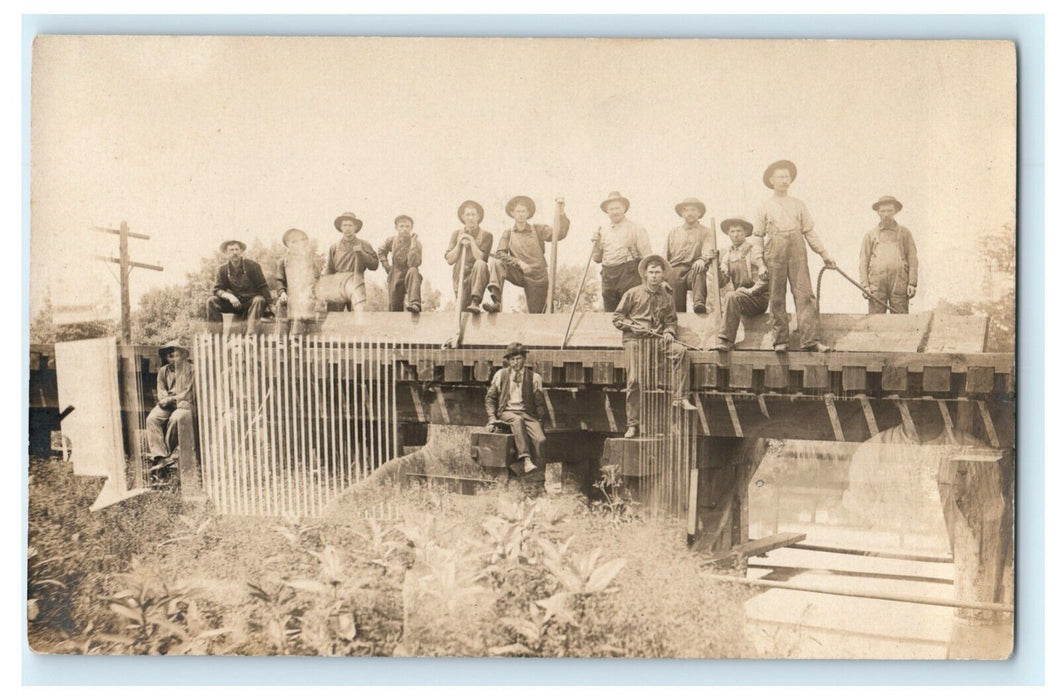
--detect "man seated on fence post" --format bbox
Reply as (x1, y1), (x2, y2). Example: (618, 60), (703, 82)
(146, 340), (196, 472)
(378, 214), (424, 313)
(709, 216), (770, 352)
(484, 342), (547, 475)
(276, 228), (320, 334)
(444, 200), (493, 313)
(207, 240), (271, 334)
(613, 254), (696, 439)
(322, 211), (380, 312)
(483, 196), (569, 313)
(666, 197), (711, 313)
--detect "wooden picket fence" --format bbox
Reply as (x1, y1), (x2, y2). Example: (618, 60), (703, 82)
(193, 333), (401, 517)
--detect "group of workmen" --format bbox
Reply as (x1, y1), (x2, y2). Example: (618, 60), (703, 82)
(171, 158), (920, 477)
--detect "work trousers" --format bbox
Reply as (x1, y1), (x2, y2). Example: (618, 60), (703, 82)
(667, 262), (708, 312)
(207, 295), (267, 333)
(764, 231), (821, 347)
(387, 266), (423, 311)
(719, 288), (769, 342)
(498, 409), (546, 463)
(455, 259), (490, 310)
(317, 271), (367, 312)
(623, 338), (688, 428)
(601, 259), (642, 312)
(487, 258), (549, 313)
(146, 405), (196, 464)
(866, 266), (910, 314)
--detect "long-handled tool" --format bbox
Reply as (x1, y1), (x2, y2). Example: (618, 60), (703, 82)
(560, 229), (599, 349)
(617, 321), (704, 351)
(816, 265), (899, 314)
(545, 197), (564, 313)
(445, 244), (469, 348)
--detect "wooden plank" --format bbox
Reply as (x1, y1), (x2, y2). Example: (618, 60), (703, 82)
(416, 358), (435, 382)
(703, 532), (807, 563)
(564, 361), (585, 384)
(842, 366), (867, 392)
(473, 360), (492, 382)
(728, 363), (753, 389)
(692, 363), (720, 389)
(881, 364), (908, 391)
(923, 366), (953, 393)
(965, 366), (996, 394)
(764, 364), (788, 390)
(592, 361), (615, 385)
(535, 359), (555, 385)
(925, 313), (988, 353)
(802, 364), (829, 390)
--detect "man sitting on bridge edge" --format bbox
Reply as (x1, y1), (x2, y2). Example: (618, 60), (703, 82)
(207, 239), (271, 334)
(485, 342), (548, 475)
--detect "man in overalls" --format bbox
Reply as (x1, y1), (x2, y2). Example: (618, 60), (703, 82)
(753, 160), (836, 352)
(859, 195), (919, 314)
(708, 216), (769, 351)
(484, 195), (569, 313)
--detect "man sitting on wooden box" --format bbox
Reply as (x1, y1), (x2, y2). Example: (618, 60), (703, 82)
(484, 342), (547, 474)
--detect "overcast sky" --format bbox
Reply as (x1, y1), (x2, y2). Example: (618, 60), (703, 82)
(30, 37), (1015, 319)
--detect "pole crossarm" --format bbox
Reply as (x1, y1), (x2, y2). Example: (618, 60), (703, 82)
(92, 225), (150, 240)
(94, 255), (164, 272)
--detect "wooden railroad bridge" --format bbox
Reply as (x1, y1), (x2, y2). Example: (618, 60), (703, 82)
(29, 307), (1015, 619)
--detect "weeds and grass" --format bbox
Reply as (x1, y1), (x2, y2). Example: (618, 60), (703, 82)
(28, 457), (751, 657)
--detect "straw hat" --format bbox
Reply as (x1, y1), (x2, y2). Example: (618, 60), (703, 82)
(872, 195), (904, 213)
(720, 217), (754, 236)
(674, 197), (706, 218)
(158, 339), (190, 362)
(333, 212), (364, 233)
(505, 195), (536, 218)
(762, 159), (798, 188)
(638, 254), (672, 278)
(457, 200), (485, 223)
(599, 191), (631, 213)
(282, 228), (308, 247)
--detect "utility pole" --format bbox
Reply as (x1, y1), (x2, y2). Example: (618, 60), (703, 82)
(93, 221), (164, 343)
(93, 221), (164, 487)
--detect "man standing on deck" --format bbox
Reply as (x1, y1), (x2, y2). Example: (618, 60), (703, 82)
(665, 196), (712, 313)
(485, 342), (548, 475)
(444, 200), (493, 313)
(593, 191), (652, 312)
(859, 195), (919, 314)
(378, 214), (424, 313)
(754, 160), (835, 352)
(207, 239), (271, 334)
(484, 195), (569, 313)
(613, 254), (696, 439)
(322, 211), (380, 312)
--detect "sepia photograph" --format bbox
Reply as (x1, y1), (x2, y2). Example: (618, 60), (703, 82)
(27, 35), (1016, 661)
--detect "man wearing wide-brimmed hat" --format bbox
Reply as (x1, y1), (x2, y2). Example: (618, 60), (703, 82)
(322, 212), (380, 312)
(207, 239), (271, 334)
(485, 342), (548, 474)
(593, 191), (653, 312)
(378, 215), (424, 313)
(276, 228), (320, 334)
(146, 340), (196, 469)
(612, 254), (695, 438)
(754, 160), (836, 352)
(484, 196), (570, 313)
(665, 197), (712, 313)
(444, 200), (493, 312)
(708, 216), (770, 352)
(859, 195), (918, 314)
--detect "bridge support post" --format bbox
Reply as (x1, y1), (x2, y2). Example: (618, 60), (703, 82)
(692, 437), (768, 563)
(939, 447), (1014, 659)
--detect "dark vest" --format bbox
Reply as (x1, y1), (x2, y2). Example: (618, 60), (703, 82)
(496, 367), (539, 419)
